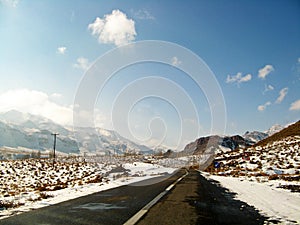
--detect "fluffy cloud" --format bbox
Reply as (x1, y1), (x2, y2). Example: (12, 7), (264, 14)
(226, 72), (252, 84)
(289, 99), (300, 111)
(258, 65), (274, 79)
(171, 56), (182, 66)
(275, 87), (288, 104)
(88, 10), (136, 46)
(0, 89), (73, 125)
(73, 57), (90, 71)
(257, 101), (271, 111)
(50, 93), (62, 99)
(57, 46), (67, 54)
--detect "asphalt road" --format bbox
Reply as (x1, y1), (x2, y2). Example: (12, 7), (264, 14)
(0, 169), (185, 225)
(0, 169), (268, 225)
(138, 170), (268, 225)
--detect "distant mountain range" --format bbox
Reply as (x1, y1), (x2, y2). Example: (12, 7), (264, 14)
(254, 120), (300, 147)
(265, 124), (285, 136)
(179, 123), (286, 157)
(181, 134), (252, 156)
(243, 131), (268, 143)
(0, 110), (292, 158)
(0, 110), (153, 156)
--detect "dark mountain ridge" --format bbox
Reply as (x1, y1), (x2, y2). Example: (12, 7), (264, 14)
(181, 134), (254, 156)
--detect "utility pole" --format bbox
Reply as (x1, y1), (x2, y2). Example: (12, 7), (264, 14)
(51, 133), (59, 166)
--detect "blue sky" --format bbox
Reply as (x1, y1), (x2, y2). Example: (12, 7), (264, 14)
(0, 0), (299, 150)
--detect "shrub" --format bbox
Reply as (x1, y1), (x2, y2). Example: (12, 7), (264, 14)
(268, 174), (279, 180)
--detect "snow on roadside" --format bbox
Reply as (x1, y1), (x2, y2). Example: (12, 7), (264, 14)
(0, 159), (176, 219)
(123, 161), (175, 176)
(202, 172), (300, 224)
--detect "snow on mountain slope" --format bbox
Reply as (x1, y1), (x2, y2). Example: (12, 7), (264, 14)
(74, 127), (153, 155)
(207, 120), (300, 180)
(243, 131), (268, 143)
(265, 124), (284, 136)
(0, 120), (80, 155)
(0, 110), (153, 157)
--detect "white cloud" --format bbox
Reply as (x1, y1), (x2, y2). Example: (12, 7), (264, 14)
(289, 99), (300, 111)
(257, 101), (271, 111)
(263, 84), (274, 94)
(57, 46), (67, 55)
(0, 89), (112, 129)
(51, 93), (62, 99)
(72, 107), (109, 129)
(226, 72), (252, 84)
(0, 0), (19, 7)
(171, 56), (182, 66)
(133, 9), (155, 20)
(0, 89), (73, 125)
(258, 65), (274, 79)
(239, 74), (252, 83)
(88, 9), (137, 46)
(275, 87), (288, 104)
(73, 57), (90, 71)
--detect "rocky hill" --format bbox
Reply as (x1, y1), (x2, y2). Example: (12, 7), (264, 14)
(206, 120), (300, 183)
(181, 134), (254, 156)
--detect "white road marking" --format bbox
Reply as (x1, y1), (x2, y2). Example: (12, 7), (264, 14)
(123, 169), (189, 225)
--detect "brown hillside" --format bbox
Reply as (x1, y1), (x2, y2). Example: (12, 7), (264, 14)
(254, 120), (300, 147)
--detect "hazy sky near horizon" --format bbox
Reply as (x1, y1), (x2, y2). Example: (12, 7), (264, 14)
(0, 0), (299, 150)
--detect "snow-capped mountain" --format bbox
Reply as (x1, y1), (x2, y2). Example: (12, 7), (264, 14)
(243, 131), (268, 143)
(0, 110), (153, 156)
(181, 123), (290, 157)
(243, 123), (287, 144)
(0, 114), (80, 155)
(74, 126), (153, 155)
(265, 124), (284, 136)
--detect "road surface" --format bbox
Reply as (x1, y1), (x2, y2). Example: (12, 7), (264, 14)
(0, 169), (185, 225)
(137, 170), (267, 225)
(0, 169), (267, 225)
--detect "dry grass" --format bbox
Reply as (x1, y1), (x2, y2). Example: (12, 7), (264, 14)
(0, 158), (105, 198)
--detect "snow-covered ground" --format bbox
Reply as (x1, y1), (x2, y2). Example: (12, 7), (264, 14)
(204, 134), (300, 224)
(1, 133), (299, 224)
(0, 157), (176, 219)
(211, 136), (300, 182)
(203, 172), (300, 224)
